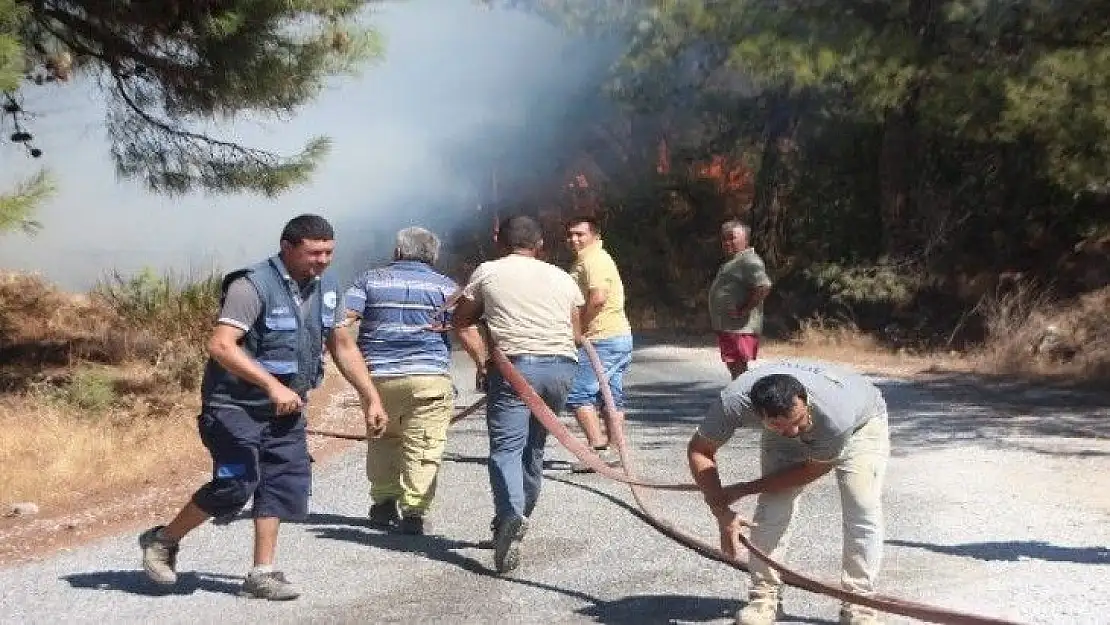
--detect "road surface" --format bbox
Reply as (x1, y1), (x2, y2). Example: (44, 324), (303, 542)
(1, 343), (1108, 624)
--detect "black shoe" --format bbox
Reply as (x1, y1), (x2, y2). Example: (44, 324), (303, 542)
(493, 515), (528, 574)
(368, 499), (401, 529)
(398, 516), (425, 535)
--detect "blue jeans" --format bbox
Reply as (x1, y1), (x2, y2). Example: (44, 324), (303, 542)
(566, 334), (634, 411)
(486, 355), (576, 524)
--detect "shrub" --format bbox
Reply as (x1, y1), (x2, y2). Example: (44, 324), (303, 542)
(801, 262), (923, 308)
(93, 268), (220, 346)
(53, 367), (117, 413)
(91, 269), (221, 386)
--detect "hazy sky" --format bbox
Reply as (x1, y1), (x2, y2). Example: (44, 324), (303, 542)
(0, 1), (610, 289)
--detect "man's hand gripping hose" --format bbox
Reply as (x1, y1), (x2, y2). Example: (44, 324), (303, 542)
(309, 340), (1023, 624)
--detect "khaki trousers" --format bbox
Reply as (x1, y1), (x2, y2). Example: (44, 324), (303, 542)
(749, 395), (890, 596)
(366, 374), (454, 516)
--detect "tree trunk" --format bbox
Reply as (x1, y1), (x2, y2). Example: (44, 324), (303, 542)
(879, 104), (919, 257)
(878, 0), (937, 258)
(748, 91), (798, 265)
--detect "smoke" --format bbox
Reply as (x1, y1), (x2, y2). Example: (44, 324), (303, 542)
(0, 0), (620, 290)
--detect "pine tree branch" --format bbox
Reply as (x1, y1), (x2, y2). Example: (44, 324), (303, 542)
(110, 73), (275, 163)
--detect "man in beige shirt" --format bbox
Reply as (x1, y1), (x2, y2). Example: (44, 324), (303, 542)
(708, 220), (773, 379)
(453, 215), (584, 574)
(564, 215), (634, 472)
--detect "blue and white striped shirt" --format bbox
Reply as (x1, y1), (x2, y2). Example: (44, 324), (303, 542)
(344, 260), (458, 376)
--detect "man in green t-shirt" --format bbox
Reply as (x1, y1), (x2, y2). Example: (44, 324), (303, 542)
(708, 220), (773, 379)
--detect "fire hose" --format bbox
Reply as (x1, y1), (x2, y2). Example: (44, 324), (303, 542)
(309, 343), (1023, 625)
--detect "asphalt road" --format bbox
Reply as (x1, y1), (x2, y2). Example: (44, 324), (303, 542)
(1, 344), (1108, 624)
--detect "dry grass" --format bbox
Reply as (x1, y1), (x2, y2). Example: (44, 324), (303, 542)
(972, 283), (1110, 384)
(767, 316), (968, 377)
(0, 389), (203, 507)
(0, 270), (219, 509)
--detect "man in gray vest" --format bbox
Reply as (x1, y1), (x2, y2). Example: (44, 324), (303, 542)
(138, 214), (388, 600)
(687, 360), (890, 625)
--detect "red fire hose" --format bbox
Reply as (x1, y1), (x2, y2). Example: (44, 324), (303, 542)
(310, 343), (1024, 625)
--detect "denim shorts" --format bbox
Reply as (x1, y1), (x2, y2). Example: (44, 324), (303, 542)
(566, 334), (634, 411)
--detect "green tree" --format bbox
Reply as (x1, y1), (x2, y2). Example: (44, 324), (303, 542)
(1, 0), (51, 234)
(1, 0), (382, 233)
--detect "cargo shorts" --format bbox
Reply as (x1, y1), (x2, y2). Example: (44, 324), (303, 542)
(192, 403), (312, 520)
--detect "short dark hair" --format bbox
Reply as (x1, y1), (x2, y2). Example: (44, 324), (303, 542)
(749, 374), (807, 418)
(566, 214), (600, 235)
(498, 215), (543, 250)
(281, 214), (334, 246)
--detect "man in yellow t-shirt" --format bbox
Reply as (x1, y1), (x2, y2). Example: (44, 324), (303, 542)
(564, 215), (634, 473)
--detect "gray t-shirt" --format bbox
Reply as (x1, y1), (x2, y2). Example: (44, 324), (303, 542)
(708, 248), (773, 334)
(697, 360), (881, 462)
(217, 276), (320, 331)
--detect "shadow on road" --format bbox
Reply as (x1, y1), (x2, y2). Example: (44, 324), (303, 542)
(441, 452), (574, 472)
(577, 593), (836, 624)
(574, 594), (732, 624)
(623, 381), (720, 427)
(298, 514), (490, 574)
(879, 374), (1110, 455)
(296, 500), (833, 624)
(887, 539), (1110, 565)
(60, 570), (242, 596)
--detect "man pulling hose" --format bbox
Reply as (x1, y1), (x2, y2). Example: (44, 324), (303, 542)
(688, 360), (890, 625)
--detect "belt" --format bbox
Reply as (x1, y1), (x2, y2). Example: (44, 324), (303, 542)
(503, 354), (576, 364)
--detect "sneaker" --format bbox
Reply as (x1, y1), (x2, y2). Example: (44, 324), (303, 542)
(570, 447), (622, 473)
(240, 570), (300, 601)
(138, 525), (179, 585)
(840, 604), (882, 625)
(492, 515), (528, 573)
(368, 499), (401, 530)
(735, 586), (783, 625)
(398, 515), (425, 536)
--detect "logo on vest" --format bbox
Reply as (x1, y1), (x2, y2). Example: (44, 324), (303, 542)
(270, 306), (292, 316)
(323, 290), (337, 309)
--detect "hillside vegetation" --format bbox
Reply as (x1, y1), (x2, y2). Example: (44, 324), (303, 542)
(0, 270), (218, 508)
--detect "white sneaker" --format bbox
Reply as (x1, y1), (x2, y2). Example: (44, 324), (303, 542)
(736, 586), (783, 625)
(840, 604), (883, 625)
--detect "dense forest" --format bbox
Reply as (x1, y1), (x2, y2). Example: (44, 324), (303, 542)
(450, 0), (1110, 351)
(4, 1), (1108, 353)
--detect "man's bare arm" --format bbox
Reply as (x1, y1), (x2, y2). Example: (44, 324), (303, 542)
(734, 285), (771, 317)
(452, 294), (483, 329)
(571, 305), (585, 346)
(581, 286), (608, 329)
(687, 433), (732, 517)
(724, 459), (834, 502)
(454, 325), (487, 364)
(326, 328), (381, 405)
(207, 324), (266, 387)
(337, 309), (361, 329)
(207, 324), (301, 411)
(325, 327), (389, 438)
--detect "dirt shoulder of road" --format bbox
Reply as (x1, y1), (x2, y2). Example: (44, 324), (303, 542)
(0, 372), (364, 567)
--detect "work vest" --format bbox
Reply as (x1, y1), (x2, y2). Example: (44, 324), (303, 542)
(201, 255), (338, 412)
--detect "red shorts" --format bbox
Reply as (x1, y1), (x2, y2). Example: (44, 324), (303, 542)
(717, 332), (760, 364)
